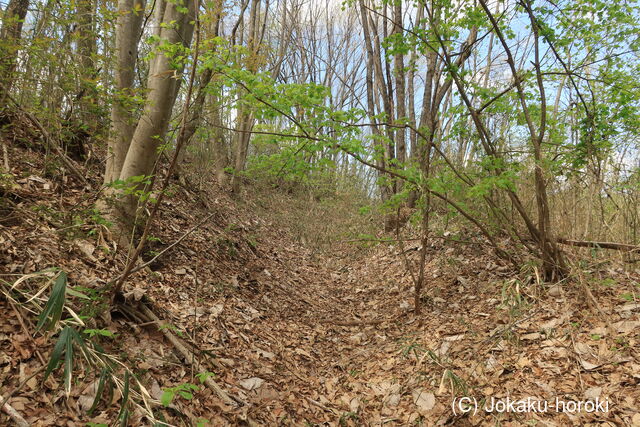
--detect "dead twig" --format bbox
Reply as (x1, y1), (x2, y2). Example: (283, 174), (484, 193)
(1, 364), (46, 406)
(138, 303), (242, 408)
(109, 211), (216, 284)
(0, 85), (89, 186)
(0, 395), (29, 427)
(305, 396), (338, 414)
(557, 238), (640, 252)
(319, 319), (384, 326)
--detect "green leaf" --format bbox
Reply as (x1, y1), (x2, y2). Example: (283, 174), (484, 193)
(84, 329), (116, 338)
(160, 390), (175, 407)
(178, 391), (193, 400)
(195, 371), (215, 383)
(88, 368), (109, 414)
(44, 326), (72, 382)
(118, 371), (130, 422)
(67, 287), (90, 300)
(36, 271), (68, 332)
(119, 408), (129, 427)
(43, 326), (91, 397)
(64, 330), (74, 395)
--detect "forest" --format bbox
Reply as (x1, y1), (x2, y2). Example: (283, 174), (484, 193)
(0, 0), (639, 424)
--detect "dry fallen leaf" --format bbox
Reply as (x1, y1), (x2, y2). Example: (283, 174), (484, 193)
(26, 375), (38, 391)
(349, 397), (361, 412)
(383, 393), (401, 407)
(580, 359), (600, 371)
(256, 348), (276, 360)
(548, 284), (563, 296)
(521, 332), (541, 340)
(516, 356), (532, 369)
(412, 389), (435, 414)
(349, 332), (366, 344)
(78, 379), (101, 413)
(584, 386), (602, 400)
(123, 286), (146, 301)
(74, 240), (97, 262)
(616, 303), (640, 313)
(239, 377), (265, 391)
(613, 320), (639, 334)
(208, 304), (224, 317)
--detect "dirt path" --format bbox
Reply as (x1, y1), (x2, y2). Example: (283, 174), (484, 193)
(165, 239), (639, 426)
(1, 177), (637, 426)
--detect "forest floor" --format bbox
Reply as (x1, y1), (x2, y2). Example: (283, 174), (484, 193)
(1, 140), (640, 426)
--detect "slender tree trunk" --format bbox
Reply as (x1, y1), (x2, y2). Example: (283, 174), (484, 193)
(392, 0), (406, 165)
(0, 0), (29, 103)
(173, 1), (223, 180)
(104, 0), (146, 184)
(359, 0), (392, 208)
(230, 0), (262, 193)
(116, 0), (196, 222)
(211, 92), (229, 185)
(231, 112), (252, 192)
(76, 0), (97, 128)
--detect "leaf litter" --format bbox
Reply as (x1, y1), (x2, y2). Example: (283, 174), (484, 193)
(0, 148), (638, 426)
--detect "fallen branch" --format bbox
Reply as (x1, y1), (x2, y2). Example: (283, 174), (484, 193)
(1, 365), (46, 407)
(138, 303), (242, 408)
(0, 395), (29, 427)
(319, 319), (384, 326)
(557, 238), (640, 252)
(305, 396), (338, 414)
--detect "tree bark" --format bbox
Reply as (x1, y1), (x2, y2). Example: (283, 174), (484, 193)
(211, 92), (229, 185)
(116, 0), (196, 221)
(76, 0), (97, 128)
(104, 0), (146, 184)
(230, 0), (262, 193)
(359, 0), (393, 205)
(0, 0), (29, 103)
(392, 0), (406, 165)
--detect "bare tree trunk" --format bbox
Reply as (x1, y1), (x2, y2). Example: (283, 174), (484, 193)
(392, 0), (406, 165)
(230, 0), (264, 193)
(367, 7), (395, 174)
(359, 0), (393, 207)
(521, 0), (566, 280)
(231, 112), (252, 192)
(0, 0), (29, 103)
(477, 0), (565, 279)
(104, 0), (146, 184)
(211, 92), (229, 185)
(116, 0), (196, 221)
(76, 0), (97, 128)
(173, 1), (223, 180)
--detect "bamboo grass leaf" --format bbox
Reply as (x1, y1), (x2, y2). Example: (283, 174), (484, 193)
(118, 371), (131, 424)
(36, 271), (67, 332)
(64, 330), (74, 395)
(88, 368), (109, 415)
(44, 326), (71, 381)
